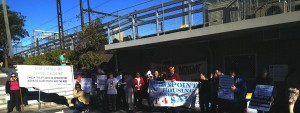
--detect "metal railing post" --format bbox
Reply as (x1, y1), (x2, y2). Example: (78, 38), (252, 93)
(188, 0), (192, 30)
(117, 11), (121, 41)
(107, 24), (111, 44)
(156, 8), (160, 36)
(203, 0), (206, 27)
(132, 15), (136, 40)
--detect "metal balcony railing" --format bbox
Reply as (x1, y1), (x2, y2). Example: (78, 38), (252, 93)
(15, 0), (299, 57)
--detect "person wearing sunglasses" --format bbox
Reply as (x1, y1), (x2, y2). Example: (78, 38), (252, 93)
(73, 84), (89, 113)
(5, 73), (21, 113)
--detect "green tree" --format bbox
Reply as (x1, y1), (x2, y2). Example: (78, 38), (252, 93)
(0, 5), (29, 67)
(79, 51), (102, 70)
(77, 18), (107, 52)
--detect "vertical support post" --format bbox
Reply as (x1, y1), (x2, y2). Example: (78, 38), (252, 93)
(115, 50), (118, 73)
(37, 38), (40, 55)
(38, 89), (41, 111)
(161, 0), (165, 34)
(182, 0), (188, 25)
(131, 15), (136, 40)
(80, 0), (84, 29)
(203, 0), (206, 27)
(2, 0), (13, 58)
(107, 24), (111, 44)
(56, 0), (64, 49)
(156, 8), (160, 36)
(117, 11), (121, 41)
(188, 0), (192, 30)
(87, 0), (91, 24)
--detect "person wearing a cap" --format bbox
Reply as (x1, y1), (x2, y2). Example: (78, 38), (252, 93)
(168, 67), (181, 81)
(5, 73), (21, 113)
(0, 61), (18, 78)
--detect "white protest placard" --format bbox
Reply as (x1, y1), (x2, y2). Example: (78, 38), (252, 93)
(17, 65), (74, 88)
(218, 75), (234, 100)
(149, 80), (199, 108)
(97, 75), (107, 90)
(81, 78), (92, 93)
(249, 85), (274, 111)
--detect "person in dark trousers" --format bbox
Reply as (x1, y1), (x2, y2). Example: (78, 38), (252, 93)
(230, 69), (247, 113)
(107, 73), (119, 111)
(116, 71), (126, 110)
(209, 69), (223, 113)
(133, 72), (144, 108)
(198, 72), (210, 113)
(253, 68), (275, 113)
(5, 73), (21, 113)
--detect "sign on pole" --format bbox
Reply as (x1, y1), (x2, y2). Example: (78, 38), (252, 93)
(249, 85), (274, 111)
(81, 78), (92, 93)
(218, 75), (234, 100)
(17, 65), (73, 88)
(148, 80), (199, 108)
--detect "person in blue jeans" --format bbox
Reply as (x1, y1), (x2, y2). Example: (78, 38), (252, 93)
(73, 84), (89, 113)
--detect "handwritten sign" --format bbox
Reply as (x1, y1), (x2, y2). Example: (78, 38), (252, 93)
(218, 76), (234, 100)
(17, 65), (73, 88)
(81, 78), (92, 93)
(249, 85), (274, 111)
(97, 75), (107, 90)
(149, 80), (199, 108)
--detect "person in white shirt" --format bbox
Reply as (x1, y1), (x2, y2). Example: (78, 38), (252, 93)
(107, 73), (118, 111)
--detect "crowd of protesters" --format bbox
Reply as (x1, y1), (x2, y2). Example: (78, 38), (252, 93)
(0, 55), (298, 113)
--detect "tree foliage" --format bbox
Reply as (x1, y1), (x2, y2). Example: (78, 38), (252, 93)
(23, 49), (102, 70)
(77, 18), (107, 52)
(79, 51), (102, 70)
(0, 5), (28, 45)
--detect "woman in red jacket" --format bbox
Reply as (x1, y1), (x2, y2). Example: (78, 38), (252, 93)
(133, 72), (144, 108)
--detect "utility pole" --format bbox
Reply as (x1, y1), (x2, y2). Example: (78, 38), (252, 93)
(87, 0), (91, 25)
(80, 0), (85, 29)
(2, 0), (13, 67)
(56, 0), (64, 49)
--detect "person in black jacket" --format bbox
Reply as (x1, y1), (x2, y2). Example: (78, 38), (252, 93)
(5, 73), (21, 113)
(198, 72), (210, 113)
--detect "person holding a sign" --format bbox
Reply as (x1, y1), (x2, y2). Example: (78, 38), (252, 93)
(209, 69), (223, 113)
(73, 84), (89, 113)
(107, 73), (119, 111)
(5, 73), (21, 113)
(229, 69), (247, 113)
(253, 68), (275, 113)
(133, 72), (145, 108)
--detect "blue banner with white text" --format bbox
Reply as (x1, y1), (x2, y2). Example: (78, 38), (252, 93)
(149, 80), (199, 108)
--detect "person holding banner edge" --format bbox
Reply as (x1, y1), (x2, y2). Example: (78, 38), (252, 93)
(168, 67), (181, 113)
